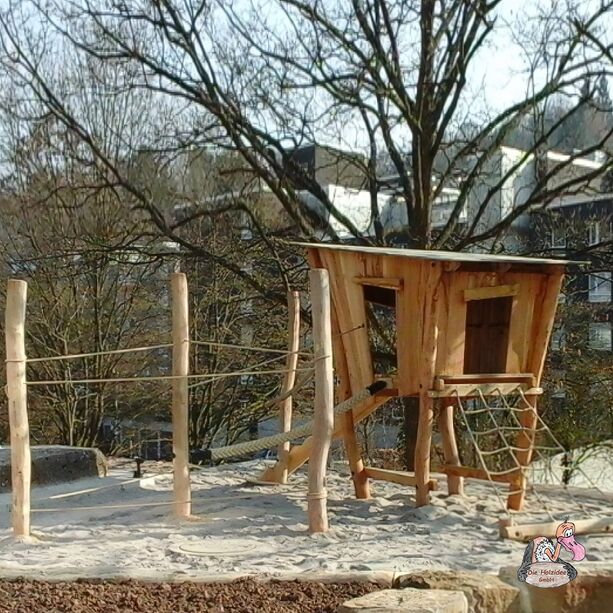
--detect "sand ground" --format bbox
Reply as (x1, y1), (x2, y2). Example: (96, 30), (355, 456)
(0, 459), (611, 579)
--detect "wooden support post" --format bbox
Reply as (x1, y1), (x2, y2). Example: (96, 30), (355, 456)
(330, 298), (369, 499)
(415, 394), (435, 507)
(507, 395), (538, 511)
(308, 269), (334, 533)
(438, 401), (463, 496)
(414, 263), (442, 507)
(340, 408), (370, 499)
(278, 291), (301, 484)
(5, 280), (31, 538)
(171, 273), (191, 518)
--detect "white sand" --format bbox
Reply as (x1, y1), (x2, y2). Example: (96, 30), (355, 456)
(1, 459), (611, 579)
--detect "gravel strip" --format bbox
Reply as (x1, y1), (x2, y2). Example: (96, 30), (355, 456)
(0, 578), (380, 613)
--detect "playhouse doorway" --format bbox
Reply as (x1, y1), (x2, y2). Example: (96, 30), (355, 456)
(464, 296), (513, 374)
(361, 283), (398, 377)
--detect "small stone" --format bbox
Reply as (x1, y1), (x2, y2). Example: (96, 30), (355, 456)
(337, 588), (468, 612)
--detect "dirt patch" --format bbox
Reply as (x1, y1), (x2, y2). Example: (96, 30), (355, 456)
(0, 578), (380, 613)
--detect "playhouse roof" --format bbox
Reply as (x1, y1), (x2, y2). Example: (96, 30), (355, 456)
(294, 242), (581, 267)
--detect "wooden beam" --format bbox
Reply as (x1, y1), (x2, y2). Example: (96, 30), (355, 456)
(308, 269), (335, 533)
(437, 373), (535, 384)
(507, 395), (539, 511)
(363, 467), (438, 490)
(353, 277), (403, 289)
(5, 279), (31, 538)
(463, 284), (519, 302)
(443, 262), (461, 272)
(171, 273), (191, 519)
(442, 465), (519, 484)
(438, 402), (463, 495)
(277, 291), (301, 484)
(500, 517), (613, 542)
(495, 264), (512, 273)
(415, 263), (443, 506)
(429, 384), (543, 398)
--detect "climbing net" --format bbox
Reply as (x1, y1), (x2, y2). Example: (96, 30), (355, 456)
(453, 387), (609, 524)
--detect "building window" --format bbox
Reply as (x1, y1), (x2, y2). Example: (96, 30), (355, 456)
(588, 272), (612, 303)
(587, 221), (600, 246)
(550, 327), (565, 351)
(550, 227), (566, 249)
(588, 322), (612, 351)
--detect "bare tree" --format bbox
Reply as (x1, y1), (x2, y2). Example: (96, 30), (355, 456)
(0, 0), (611, 467)
(0, 1), (610, 249)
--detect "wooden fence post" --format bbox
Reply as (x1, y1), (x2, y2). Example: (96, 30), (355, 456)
(5, 279), (31, 538)
(171, 273), (191, 518)
(278, 291), (301, 484)
(308, 270), (334, 533)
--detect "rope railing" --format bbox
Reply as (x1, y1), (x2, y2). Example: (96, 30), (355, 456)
(25, 367), (314, 387)
(187, 352), (290, 390)
(25, 344), (173, 363)
(191, 339), (313, 357)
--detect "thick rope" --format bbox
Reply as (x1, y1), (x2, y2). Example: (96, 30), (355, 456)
(198, 380), (388, 462)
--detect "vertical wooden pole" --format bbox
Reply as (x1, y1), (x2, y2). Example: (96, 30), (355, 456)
(438, 401), (464, 496)
(308, 269), (334, 533)
(415, 395), (434, 506)
(507, 395), (538, 511)
(277, 291), (301, 484)
(5, 279), (31, 538)
(171, 273), (191, 518)
(414, 263), (442, 507)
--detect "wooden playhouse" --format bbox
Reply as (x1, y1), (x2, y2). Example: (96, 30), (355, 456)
(263, 243), (571, 511)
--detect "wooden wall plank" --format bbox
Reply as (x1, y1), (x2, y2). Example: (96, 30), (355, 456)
(320, 250), (373, 391)
(464, 284), (519, 301)
(527, 270), (565, 384)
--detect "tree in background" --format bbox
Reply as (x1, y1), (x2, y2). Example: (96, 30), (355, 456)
(0, 111), (170, 448)
(529, 202), (613, 483)
(0, 0), (612, 466)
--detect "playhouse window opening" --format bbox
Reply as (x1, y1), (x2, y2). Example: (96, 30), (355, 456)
(463, 296), (513, 374)
(363, 286), (397, 377)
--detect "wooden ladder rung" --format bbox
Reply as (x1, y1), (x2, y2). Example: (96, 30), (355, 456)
(441, 464), (520, 484)
(429, 383), (543, 398)
(436, 373), (536, 385)
(363, 467), (438, 491)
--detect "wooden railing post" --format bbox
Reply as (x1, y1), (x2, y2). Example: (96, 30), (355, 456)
(171, 273), (191, 518)
(308, 270), (334, 533)
(278, 291), (300, 484)
(5, 279), (31, 538)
